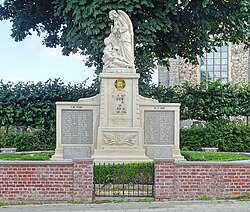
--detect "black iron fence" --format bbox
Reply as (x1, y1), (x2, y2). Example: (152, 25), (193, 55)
(94, 162), (154, 197)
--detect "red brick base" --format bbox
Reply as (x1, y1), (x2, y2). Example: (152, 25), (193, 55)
(0, 159), (93, 203)
(154, 159), (250, 200)
(1, 158), (249, 202)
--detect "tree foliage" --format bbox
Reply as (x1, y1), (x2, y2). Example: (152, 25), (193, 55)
(1, 0), (249, 87)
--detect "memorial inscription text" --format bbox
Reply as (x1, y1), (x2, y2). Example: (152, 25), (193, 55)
(111, 91), (128, 115)
(62, 110), (93, 144)
(144, 111), (174, 145)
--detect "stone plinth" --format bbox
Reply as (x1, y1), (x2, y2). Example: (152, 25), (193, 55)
(92, 71), (149, 162)
(52, 73), (185, 162)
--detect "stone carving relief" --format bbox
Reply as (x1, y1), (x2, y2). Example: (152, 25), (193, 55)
(102, 10), (134, 69)
(103, 132), (137, 146)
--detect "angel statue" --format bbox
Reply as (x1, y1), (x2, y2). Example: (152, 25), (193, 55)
(102, 10), (135, 69)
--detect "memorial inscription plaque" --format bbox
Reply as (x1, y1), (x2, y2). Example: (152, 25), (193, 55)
(62, 110), (93, 144)
(111, 90), (128, 115)
(144, 111), (174, 145)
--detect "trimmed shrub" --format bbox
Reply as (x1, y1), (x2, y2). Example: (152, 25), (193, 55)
(0, 79), (98, 131)
(94, 162), (154, 184)
(180, 121), (250, 152)
(0, 128), (56, 151)
(148, 81), (250, 122)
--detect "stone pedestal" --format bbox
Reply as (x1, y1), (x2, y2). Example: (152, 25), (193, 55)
(51, 71), (185, 162)
(92, 70), (149, 162)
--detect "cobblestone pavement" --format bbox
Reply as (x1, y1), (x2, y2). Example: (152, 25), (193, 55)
(1, 201), (250, 212)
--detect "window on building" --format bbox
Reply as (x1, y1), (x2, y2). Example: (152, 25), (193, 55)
(201, 46), (229, 83)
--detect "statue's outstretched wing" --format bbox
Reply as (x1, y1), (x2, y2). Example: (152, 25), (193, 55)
(117, 10), (134, 59)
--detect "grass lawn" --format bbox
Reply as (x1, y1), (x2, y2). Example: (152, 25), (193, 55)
(0, 151), (249, 162)
(0, 152), (53, 161)
(181, 151), (250, 161)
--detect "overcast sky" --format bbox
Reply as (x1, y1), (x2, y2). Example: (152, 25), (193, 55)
(0, 18), (95, 85)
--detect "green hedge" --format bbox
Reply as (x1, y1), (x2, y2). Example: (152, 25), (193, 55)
(148, 80), (250, 122)
(0, 128), (56, 151)
(1, 80), (249, 131)
(180, 121), (250, 152)
(0, 79), (98, 131)
(94, 162), (154, 184)
(0, 79), (249, 152)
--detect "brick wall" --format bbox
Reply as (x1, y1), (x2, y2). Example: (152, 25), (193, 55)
(1, 158), (249, 202)
(0, 159), (93, 203)
(155, 159), (250, 200)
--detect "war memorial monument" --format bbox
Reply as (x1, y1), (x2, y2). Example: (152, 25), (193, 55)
(52, 10), (184, 162)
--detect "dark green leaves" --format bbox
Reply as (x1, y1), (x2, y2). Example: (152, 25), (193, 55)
(181, 121), (250, 152)
(147, 80), (250, 122)
(1, 0), (249, 87)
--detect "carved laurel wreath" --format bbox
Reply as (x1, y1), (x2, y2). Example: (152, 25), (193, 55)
(103, 133), (137, 146)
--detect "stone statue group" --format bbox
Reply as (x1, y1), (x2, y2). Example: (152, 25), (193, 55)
(102, 10), (135, 69)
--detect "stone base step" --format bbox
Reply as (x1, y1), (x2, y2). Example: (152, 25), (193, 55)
(92, 149), (151, 163)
